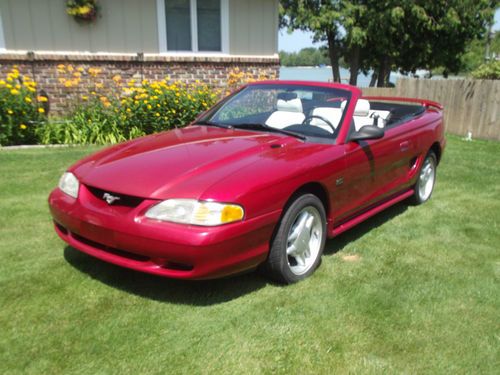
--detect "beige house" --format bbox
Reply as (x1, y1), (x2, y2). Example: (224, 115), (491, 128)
(0, 0), (279, 113)
(0, 0), (279, 57)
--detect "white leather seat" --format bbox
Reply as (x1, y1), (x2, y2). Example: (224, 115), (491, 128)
(265, 98), (305, 129)
(309, 107), (343, 133)
(340, 99), (373, 131)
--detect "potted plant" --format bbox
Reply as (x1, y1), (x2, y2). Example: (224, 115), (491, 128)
(66, 0), (99, 23)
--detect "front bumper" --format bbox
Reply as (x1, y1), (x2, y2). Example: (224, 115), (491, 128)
(48, 186), (281, 279)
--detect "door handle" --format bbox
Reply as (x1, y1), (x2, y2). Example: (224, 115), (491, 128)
(400, 141), (410, 152)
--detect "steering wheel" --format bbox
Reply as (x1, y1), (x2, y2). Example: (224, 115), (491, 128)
(301, 115), (336, 133)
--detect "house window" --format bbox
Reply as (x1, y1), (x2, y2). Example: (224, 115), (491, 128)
(197, 0), (221, 51)
(165, 0), (192, 51)
(158, 0), (228, 53)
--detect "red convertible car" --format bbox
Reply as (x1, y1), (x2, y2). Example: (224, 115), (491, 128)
(49, 81), (445, 283)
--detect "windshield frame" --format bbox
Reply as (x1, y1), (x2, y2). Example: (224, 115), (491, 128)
(194, 82), (357, 144)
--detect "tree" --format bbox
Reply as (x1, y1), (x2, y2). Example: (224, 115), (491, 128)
(280, 0), (495, 87)
(280, 1), (347, 82)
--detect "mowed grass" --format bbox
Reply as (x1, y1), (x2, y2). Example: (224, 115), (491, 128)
(0, 135), (499, 374)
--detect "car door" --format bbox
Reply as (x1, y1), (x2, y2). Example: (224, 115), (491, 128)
(334, 121), (415, 223)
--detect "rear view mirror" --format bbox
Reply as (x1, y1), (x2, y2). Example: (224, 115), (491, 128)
(349, 125), (384, 142)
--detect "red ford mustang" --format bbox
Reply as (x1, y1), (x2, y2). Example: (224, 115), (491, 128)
(49, 81), (445, 283)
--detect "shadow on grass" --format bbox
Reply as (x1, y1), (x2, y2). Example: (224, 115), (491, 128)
(323, 202), (408, 255)
(64, 247), (269, 306)
(63, 201), (408, 305)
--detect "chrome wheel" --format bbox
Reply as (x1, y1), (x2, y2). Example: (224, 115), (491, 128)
(418, 157), (436, 202)
(286, 206), (323, 276)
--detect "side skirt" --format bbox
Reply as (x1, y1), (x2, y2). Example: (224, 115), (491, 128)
(330, 189), (414, 237)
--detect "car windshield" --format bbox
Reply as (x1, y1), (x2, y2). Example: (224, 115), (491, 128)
(198, 84), (352, 140)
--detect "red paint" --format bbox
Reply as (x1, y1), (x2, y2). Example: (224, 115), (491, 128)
(48, 82), (445, 280)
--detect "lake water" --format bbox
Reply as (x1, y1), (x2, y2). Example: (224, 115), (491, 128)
(279, 66), (389, 87)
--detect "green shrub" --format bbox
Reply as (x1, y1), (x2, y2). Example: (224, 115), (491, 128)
(0, 67), (46, 146)
(470, 60), (500, 80)
(38, 77), (219, 145)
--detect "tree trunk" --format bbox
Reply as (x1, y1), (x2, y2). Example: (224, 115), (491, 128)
(326, 30), (341, 83)
(369, 72), (378, 87)
(376, 57), (387, 87)
(348, 45), (360, 86)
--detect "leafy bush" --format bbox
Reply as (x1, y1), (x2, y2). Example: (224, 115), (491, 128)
(37, 77), (218, 145)
(3, 64), (270, 146)
(0, 67), (46, 146)
(470, 60), (500, 80)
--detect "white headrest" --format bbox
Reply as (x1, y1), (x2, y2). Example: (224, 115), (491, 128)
(277, 98), (303, 113)
(340, 99), (370, 117)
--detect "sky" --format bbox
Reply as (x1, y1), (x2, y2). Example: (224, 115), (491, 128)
(278, 8), (500, 52)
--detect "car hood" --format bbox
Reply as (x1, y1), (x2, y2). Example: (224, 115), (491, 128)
(72, 125), (300, 200)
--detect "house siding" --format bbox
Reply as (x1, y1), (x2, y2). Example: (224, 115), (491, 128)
(228, 0), (278, 56)
(0, 0), (159, 53)
(0, 0), (278, 56)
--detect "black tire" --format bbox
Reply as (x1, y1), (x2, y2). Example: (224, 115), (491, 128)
(262, 193), (327, 284)
(410, 151), (437, 205)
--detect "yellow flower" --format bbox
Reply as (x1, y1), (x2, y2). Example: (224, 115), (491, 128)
(73, 72), (81, 78)
(25, 97), (32, 103)
(20, 124), (27, 130)
(88, 67), (101, 77)
(7, 110), (13, 115)
(81, 95), (88, 101)
(77, 67), (85, 72)
(67, 65), (74, 72)
(57, 64), (66, 70)
(155, 113), (160, 117)
(78, 5), (91, 15)
(95, 83), (104, 89)
(147, 104), (152, 110)
(10, 89), (19, 95)
(126, 108), (132, 113)
(64, 81), (73, 88)
(112, 75), (122, 82)
(37, 96), (48, 102)
(38, 107), (45, 114)
(0, 80), (5, 86)
(28, 87), (36, 93)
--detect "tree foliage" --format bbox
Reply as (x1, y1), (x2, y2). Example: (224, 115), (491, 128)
(279, 48), (331, 66)
(280, 0), (496, 86)
(471, 60), (500, 79)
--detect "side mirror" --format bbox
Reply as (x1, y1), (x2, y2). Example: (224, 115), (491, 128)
(349, 125), (384, 142)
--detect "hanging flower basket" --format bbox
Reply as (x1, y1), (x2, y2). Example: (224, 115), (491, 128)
(66, 0), (99, 23)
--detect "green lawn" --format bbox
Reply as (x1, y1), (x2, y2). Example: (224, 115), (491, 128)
(0, 135), (499, 374)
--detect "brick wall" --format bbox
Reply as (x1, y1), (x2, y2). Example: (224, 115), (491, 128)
(0, 52), (280, 115)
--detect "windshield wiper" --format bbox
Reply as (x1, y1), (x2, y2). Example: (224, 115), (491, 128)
(194, 120), (233, 129)
(231, 123), (306, 140)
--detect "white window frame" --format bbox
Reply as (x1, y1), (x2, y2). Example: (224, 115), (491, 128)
(156, 0), (229, 54)
(0, 9), (6, 51)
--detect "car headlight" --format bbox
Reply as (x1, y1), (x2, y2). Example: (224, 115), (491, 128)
(145, 199), (244, 226)
(58, 172), (79, 198)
